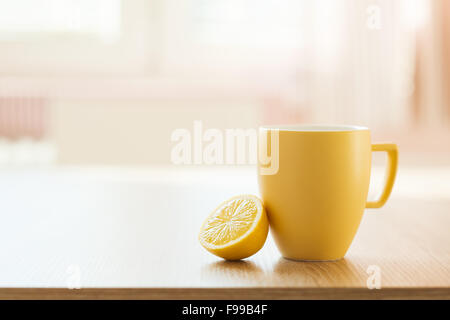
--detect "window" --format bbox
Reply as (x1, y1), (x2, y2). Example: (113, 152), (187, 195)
(192, 0), (305, 49)
(0, 0), (121, 42)
(161, 0), (312, 76)
(0, 0), (156, 76)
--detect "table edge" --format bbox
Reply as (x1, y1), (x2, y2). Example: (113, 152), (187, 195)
(0, 287), (448, 300)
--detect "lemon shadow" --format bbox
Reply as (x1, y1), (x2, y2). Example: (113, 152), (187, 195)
(202, 260), (265, 285)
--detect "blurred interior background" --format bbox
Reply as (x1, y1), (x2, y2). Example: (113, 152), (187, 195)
(0, 0), (449, 166)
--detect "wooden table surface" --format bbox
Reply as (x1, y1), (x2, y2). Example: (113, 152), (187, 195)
(0, 166), (449, 299)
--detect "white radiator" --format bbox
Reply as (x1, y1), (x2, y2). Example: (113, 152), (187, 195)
(0, 96), (55, 165)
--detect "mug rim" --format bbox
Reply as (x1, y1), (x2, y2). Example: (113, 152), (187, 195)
(260, 124), (369, 132)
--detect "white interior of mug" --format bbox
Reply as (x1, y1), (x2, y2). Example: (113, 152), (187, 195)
(260, 124), (369, 132)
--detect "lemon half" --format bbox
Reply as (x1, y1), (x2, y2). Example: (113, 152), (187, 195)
(199, 195), (269, 260)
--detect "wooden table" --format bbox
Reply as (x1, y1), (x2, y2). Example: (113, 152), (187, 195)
(0, 166), (449, 299)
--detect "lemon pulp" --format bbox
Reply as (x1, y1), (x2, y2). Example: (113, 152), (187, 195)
(199, 195), (269, 260)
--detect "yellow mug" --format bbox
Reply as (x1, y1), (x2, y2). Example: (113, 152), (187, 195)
(258, 125), (398, 261)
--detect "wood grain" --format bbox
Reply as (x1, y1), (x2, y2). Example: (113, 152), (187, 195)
(0, 167), (449, 299)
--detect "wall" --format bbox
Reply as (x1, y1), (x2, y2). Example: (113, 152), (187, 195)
(51, 99), (261, 165)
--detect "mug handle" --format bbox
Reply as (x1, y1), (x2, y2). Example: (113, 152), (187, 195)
(366, 143), (398, 209)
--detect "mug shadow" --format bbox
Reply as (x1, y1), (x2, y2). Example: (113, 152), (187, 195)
(202, 256), (364, 287)
(271, 256), (363, 286)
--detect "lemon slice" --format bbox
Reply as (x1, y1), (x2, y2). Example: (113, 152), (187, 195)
(199, 195), (269, 260)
